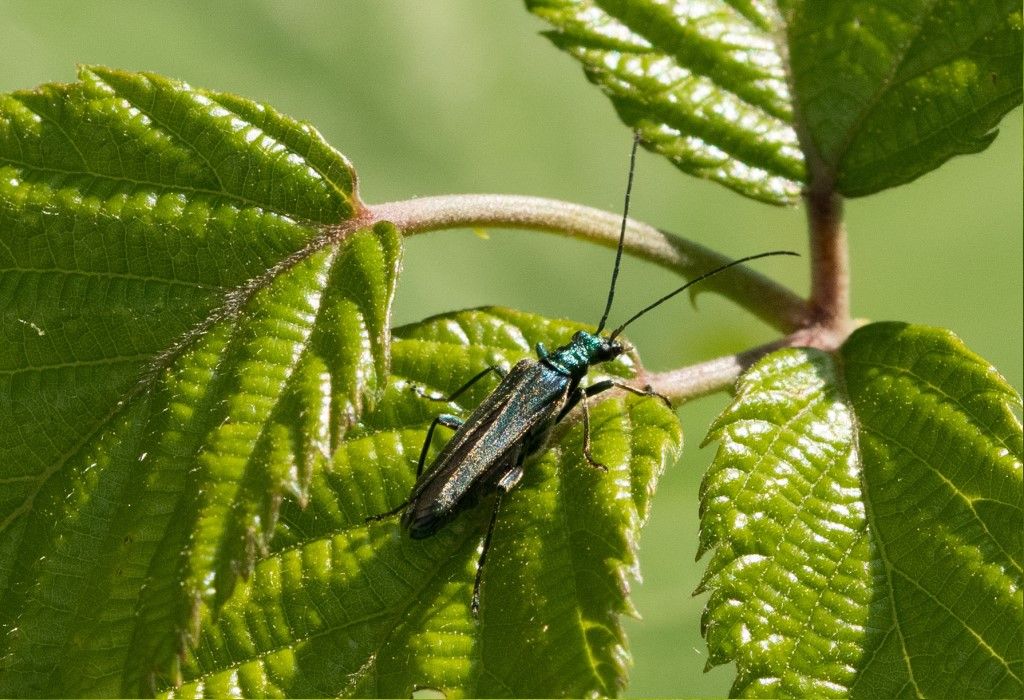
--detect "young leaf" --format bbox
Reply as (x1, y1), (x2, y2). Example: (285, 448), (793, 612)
(0, 68), (400, 696)
(527, 0), (805, 204)
(526, 0), (1022, 202)
(167, 308), (682, 698)
(700, 322), (1022, 697)
(783, 0), (1023, 195)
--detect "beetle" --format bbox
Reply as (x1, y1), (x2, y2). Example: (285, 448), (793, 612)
(370, 134), (796, 614)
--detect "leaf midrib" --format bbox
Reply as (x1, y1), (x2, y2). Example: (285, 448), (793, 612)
(832, 347), (924, 698)
(838, 337), (1024, 696)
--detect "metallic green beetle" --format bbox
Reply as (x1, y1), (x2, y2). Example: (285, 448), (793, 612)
(371, 135), (796, 614)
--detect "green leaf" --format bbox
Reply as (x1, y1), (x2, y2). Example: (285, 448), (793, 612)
(0, 67), (681, 699)
(843, 324), (1022, 698)
(167, 307), (682, 698)
(526, 0), (805, 204)
(699, 322), (1022, 697)
(0, 67), (401, 696)
(526, 0), (1022, 202)
(783, 0), (1023, 195)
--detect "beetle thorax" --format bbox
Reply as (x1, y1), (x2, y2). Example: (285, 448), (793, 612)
(545, 330), (622, 376)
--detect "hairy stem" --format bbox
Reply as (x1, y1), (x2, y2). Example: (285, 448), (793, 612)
(806, 190), (850, 328)
(324, 191), (855, 404)
(639, 325), (841, 404)
(637, 189), (855, 403)
(367, 194), (808, 333)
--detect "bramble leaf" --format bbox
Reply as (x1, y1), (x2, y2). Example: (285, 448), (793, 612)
(0, 67), (683, 700)
(527, 0), (805, 204)
(700, 323), (1022, 697)
(0, 67), (400, 696)
(526, 0), (1022, 202)
(167, 307), (682, 698)
(783, 0), (1023, 195)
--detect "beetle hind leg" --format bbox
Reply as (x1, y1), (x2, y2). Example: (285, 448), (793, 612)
(471, 463), (523, 617)
(364, 499), (408, 524)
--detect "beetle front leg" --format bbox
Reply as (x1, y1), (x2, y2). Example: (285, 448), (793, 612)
(573, 377), (673, 411)
(572, 379), (671, 471)
(608, 381), (672, 408)
(579, 393), (610, 472)
(585, 379), (672, 408)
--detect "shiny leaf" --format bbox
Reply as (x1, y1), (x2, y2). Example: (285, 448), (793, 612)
(167, 307), (682, 698)
(0, 67), (401, 696)
(700, 323), (1022, 697)
(783, 0), (1023, 195)
(526, 0), (1022, 202)
(527, 0), (805, 204)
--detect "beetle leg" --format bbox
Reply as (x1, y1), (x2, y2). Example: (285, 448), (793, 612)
(364, 498), (408, 524)
(583, 379), (616, 398)
(603, 380), (673, 408)
(366, 412), (463, 524)
(412, 364), (505, 403)
(580, 393), (610, 472)
(417, 413), (463, 477)
(471, 491), (502, 617)
(553, 382), (613, 469)
(495, 462), (525, 492)
(471, 462), (523, 618)
(555, 379), (595, 422)
(581, 378), (672, 408)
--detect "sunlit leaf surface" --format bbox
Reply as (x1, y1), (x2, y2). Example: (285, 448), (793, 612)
(0, 66), (684, 699)
(700, 323), (1022, 697)
(782, 0), (1023, 195)
(527, 0), (1021, 202)
(0, 67), (400, 696)
(167, 307), (682, 698)
(528, 0), (805, 204)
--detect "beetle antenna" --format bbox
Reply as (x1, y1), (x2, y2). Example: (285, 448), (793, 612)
(596, 131), (641, 334)
(608, 251), (799, 340)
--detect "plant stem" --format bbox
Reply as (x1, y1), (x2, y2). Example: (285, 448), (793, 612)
(635, 189), (855, 403)
(326, 191), (854, 405)
(366, 194), (808, 333)
(638, 325), (843, 404)
(806, 190), (850, 328)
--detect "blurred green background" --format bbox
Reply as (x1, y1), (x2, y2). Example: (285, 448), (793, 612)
(2, 2), (1019, 696)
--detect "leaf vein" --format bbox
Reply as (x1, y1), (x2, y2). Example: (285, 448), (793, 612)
(890, 565), (1021, 684)
(859, 423), (1022, 575)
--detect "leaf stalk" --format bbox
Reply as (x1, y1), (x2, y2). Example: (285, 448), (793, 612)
(638, 323), (859, 404)
(806, 190), (852, 329)
(367, 194), (808, 333)
(348, 191), (855, 405)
